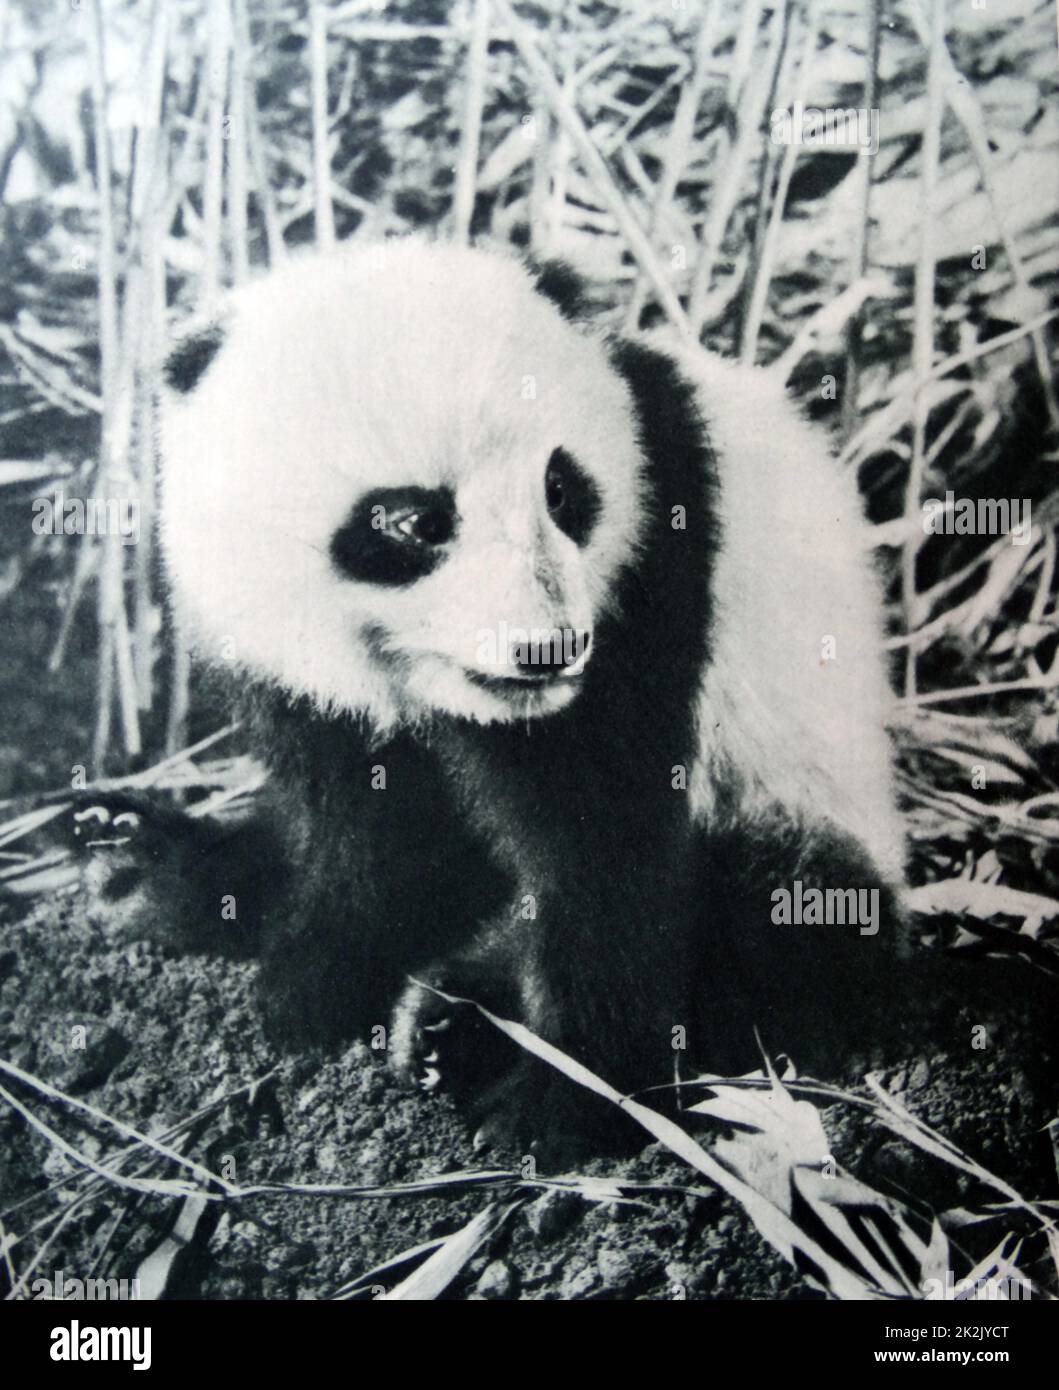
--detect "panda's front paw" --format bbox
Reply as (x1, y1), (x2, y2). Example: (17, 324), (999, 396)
(69, 799), (144, 849)
(388, 976), (642, 1161)
(67, 798), (159, 922)
(66, 791), (267, 961)
(388, 992), (553, 1154)
(389, 975), (503, 1096)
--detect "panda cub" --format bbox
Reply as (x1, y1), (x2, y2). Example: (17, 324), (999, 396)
(154, 239), (905, 1144)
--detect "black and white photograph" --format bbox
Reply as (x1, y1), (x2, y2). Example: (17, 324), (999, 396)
(0, 0), (1057, 1346)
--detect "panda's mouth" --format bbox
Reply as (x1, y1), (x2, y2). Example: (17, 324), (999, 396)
(464, 669), (578, 697)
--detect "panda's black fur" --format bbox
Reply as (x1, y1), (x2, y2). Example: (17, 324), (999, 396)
(109, 241), (923, 1148)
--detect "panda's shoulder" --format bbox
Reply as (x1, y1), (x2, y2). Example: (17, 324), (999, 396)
(637, 333), (902, 877)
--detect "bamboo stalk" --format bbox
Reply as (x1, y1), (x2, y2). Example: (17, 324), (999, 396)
(161, 68), (209, 247)
(493, 0), (689, 335)
(902, 0), (946, 699)
(740, 0), (816, 366)
(729, 0), (765, 107)
(841, 0), (881, 443)
(134, 177), (167, 712)
(671, 0), (763, 334)
(132, 355), (157, 712)
(228, 0), (251, 283)
(688, 5), (784, 335)
(739, 7), (794, 353)
(624, 0), (721, 332)
(165, 616), (192, 757)
(545, 60), (572, 252)
(87, 0), (143, 768)
(130, 1), (170, 716)
(131, 0), (170, 227)
(309, 0), (335, 249)
(167, 1), (229, 752)
(240, 0), (287, 267)
(108, 270), (146, 761)
(903, 673), (1059, 708)
(534, 4), (569, 255)
(113, 0), (167, 743)
(528, 100), (552, 251)
(94, 626), (115, 769)
(87, 0), (119, 772)
(452, 0), (491, 245)
(202, 0), (231, 305)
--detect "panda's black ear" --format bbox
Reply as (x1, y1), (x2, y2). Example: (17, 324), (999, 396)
(527, 257), (590, 321)
(163, 321), (226, 394)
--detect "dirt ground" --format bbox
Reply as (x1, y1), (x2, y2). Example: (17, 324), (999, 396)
(1, 887), (1056, 1302)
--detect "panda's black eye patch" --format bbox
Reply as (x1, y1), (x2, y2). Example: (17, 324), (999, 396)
(545, 447), (600, 547)
(330, 486), (457, 586)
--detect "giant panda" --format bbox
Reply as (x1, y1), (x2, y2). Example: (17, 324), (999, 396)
(141, 239), (908, 1147)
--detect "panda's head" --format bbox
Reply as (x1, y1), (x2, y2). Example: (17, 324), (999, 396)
(160, 241), (647, 732)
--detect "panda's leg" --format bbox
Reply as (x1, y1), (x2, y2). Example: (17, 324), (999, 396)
(693, 818), (908, 1079)
(257, 799), (512, 1053)
(257, 885), (497, 1052)
(257, 916), (404, 1048)
(696, 816), (1059, 1129)
(390, 879), (695, 1154)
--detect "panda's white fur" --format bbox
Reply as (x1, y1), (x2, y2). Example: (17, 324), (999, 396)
(161, 239), (901, 882)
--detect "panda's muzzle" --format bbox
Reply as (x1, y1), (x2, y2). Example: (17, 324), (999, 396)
(466, 628), (591, 695)
(510, 629), (590, 675)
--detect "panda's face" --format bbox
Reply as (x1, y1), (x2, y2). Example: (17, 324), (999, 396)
(161, 243), (647, 731)
(327, 439), (606, 724)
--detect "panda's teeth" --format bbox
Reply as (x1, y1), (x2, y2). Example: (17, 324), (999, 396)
(418, 1067), (441, 1091)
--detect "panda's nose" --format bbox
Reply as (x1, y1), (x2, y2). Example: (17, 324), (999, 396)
(510, 630), (590, 676)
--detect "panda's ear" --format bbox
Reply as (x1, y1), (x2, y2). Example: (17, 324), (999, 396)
(527, 257), (590, 321)
(163, 320), (227, 394)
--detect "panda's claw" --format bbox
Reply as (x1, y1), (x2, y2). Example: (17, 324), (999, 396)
(73, 805), (113, 832)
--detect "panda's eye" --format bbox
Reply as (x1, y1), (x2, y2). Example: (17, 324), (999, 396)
(331, 485), (457, 587)
(545, 468), (565, 513)
(545, 447), (601, 548)
(393, 508), (454, 546)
